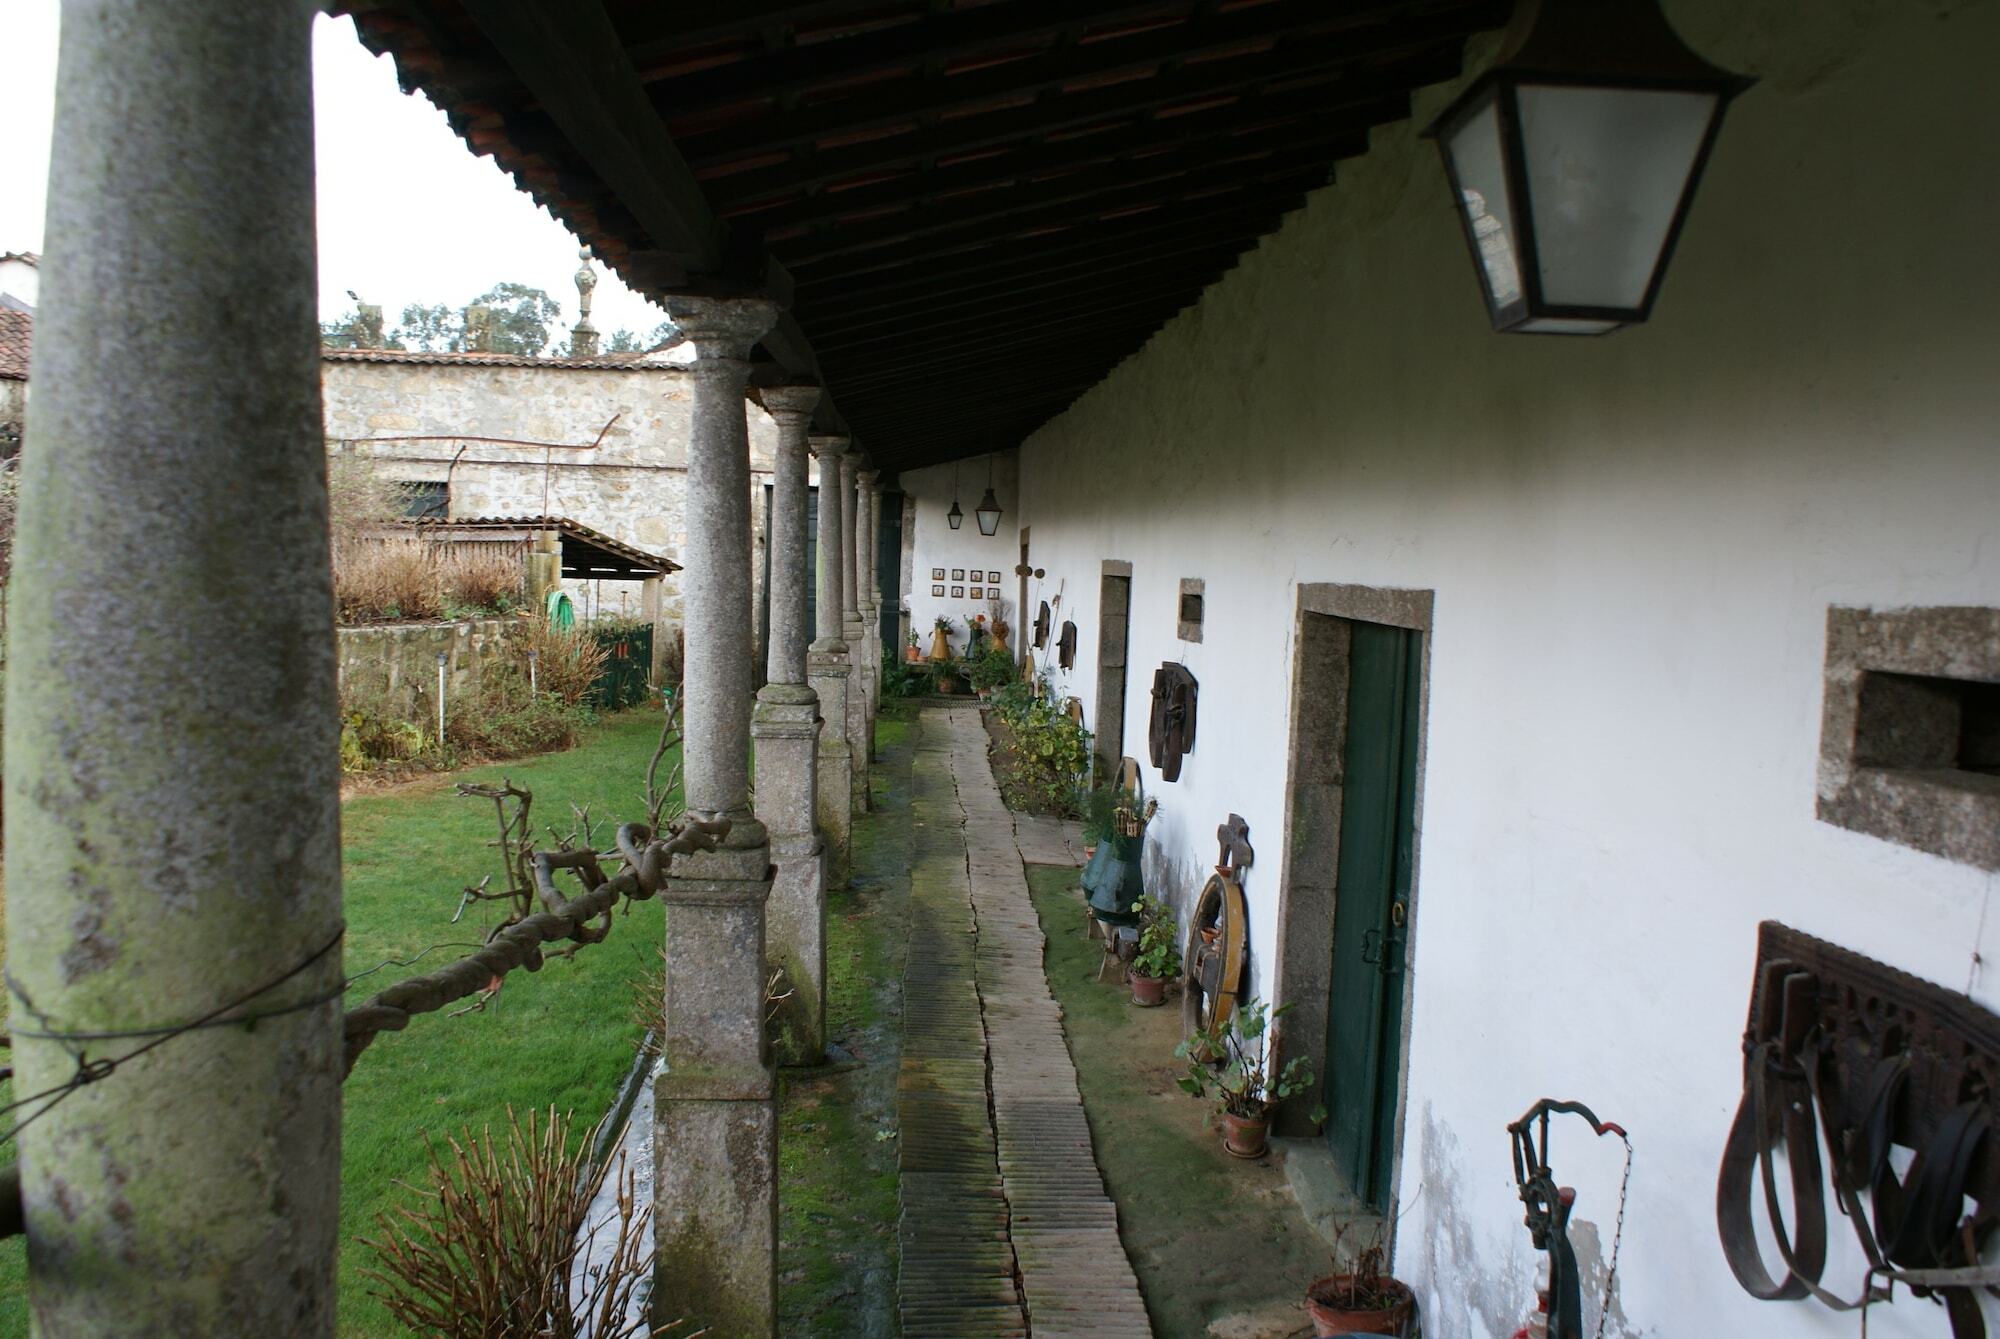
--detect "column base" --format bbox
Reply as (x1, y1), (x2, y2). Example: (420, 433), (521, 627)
(807, 641), (855, 884)
(766, 836), (827, 1067)
(842, 618), (870, 814)
(652, 1087), (777, 1338)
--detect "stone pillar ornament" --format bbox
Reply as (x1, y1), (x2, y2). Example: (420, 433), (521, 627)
(9, 3), (343, 1333)
(808, 435), (855, 884)
(569, 246), (600, 358)
(838, 452), (870, 811)
(655, 290), (782, 1339)
(753, 383), (827, 1065)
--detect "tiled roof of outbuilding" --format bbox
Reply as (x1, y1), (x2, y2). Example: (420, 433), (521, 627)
(322, 346), (684, 371)
(0, 308), (31, 380)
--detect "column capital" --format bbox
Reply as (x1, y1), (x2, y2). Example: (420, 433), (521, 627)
(808, 433), (850, 461)
(857, 467), (881, 487)
(664, 293), (781, 363)
(758, 381), (822, 428)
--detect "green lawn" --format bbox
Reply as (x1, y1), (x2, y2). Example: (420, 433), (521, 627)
(0, 709), (675, 1337)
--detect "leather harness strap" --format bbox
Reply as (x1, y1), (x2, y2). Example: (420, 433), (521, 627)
(1717, 961), (1995, 1337)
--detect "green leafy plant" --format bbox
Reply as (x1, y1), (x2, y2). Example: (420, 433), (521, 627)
(1131, 897), (1182, 981)
(1175, 998), (1322, 1121)
(990, 675), (1036, 721)
(965, 646), (1016, 694)
(999, 693), (1092, 813)
(881, 649), (926, 698)
(1076, 782), (1121, 846)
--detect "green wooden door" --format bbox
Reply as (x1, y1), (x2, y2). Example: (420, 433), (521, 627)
(1324, 620), (1422, 1209)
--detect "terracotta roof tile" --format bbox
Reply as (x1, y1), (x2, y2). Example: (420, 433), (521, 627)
(0, 309), (30, 381)
(321, 346), (682, 371)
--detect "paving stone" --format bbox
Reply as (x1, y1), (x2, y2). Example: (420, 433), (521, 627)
(894, 706), (1151, 1338)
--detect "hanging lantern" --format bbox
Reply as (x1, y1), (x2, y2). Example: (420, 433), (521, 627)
(1424, 0), (1753, 335)
(947, 460), (964, 530)
(974, 455), (1002, 536)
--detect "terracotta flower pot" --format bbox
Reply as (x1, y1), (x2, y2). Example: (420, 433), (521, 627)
(905, 645), (922, 663)
(1221, 1110), (1269, 1159)
(1305, 1276), (1414, 1337)
(1130, 972), (1167, 1007)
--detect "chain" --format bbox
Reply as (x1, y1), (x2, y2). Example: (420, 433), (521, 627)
(1595, 1130), (1635, 1339)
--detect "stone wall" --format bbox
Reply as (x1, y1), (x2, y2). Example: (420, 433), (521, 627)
(335, 616), (521, 706)
(322, 356), (785, 642)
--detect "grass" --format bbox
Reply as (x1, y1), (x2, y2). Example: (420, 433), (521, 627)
(0, 708), (675, 1338)
(1026, 863), (1333, 1338)
(775, 705), (913, 1334)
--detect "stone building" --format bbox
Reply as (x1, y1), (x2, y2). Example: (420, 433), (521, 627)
(322, 344), (783, 644)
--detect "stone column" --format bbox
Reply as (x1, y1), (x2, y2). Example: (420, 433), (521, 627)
(527, 526), (561, 604)
(838, 453), (870, 811)
(753, 384), (826, 1066)
(807, 436), (855, 885)
(856, 468), (881, 759)
(655, 292), (782, 1339)
(9, 3), (342, 1333)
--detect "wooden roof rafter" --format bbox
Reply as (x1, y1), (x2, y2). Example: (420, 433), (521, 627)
(335, 0), (1508, 472)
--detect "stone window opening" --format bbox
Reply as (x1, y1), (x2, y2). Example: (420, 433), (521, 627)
(1819, 606), (2000, 869)
(1178, 577), (1205, 643)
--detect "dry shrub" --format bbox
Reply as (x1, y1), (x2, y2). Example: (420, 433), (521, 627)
(335, 538), (444, 623)
(439, 545), (523, 612)
(363, 1106), (679, 1339)
(327, 449), (410, 559)
(444, 666), (590, 761)
(523, 615), (610, 706)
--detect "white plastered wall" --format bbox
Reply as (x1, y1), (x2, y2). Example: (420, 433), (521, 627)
(901, 452), (1020, 657)
(993, 2), (2000, 1335)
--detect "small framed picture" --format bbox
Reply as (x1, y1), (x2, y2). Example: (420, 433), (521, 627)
(932, 567), (945, 580)
(951, 586), (964, 598)
(988, 570), (1002, 583)
(931, 584), (944, 597)
(952, 568), (965, 581)
(970, 586), (984, 599)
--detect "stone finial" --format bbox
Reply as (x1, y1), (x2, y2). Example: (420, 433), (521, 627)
(570, 246), (600, 358)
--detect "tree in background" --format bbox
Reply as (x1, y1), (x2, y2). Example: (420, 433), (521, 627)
(320, 283), (565, 355)
(320, 291), (401, 350)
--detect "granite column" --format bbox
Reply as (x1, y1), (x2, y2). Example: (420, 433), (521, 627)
(806, 435), (854, 885)
(654, 292), (782, 1338)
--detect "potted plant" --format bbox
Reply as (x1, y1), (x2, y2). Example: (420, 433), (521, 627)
(1305, 1239), (1415, 1337)
(1175, 997), (1319, 1159)
(928, 615), (954, 662)
(967, 646), (1016, 702)
(1076, 782), (1119, 860)
(904, 630), (922, 664)
(1128, 897), (1180, 1007)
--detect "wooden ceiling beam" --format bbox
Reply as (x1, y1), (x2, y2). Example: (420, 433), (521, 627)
(695, 48), (1457, 205)
(780, 151), (1345, 270)
(643, 1), (1201, 112)
(792, 193), (1295, 301)
(808, 246), (1249, 338)
(723, 90), (1403, 233)
(823, 283), (1215, 360)
(671, 4), (1492, 163)
(825, 316), (1173, 390)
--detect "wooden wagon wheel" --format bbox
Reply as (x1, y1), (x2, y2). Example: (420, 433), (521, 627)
(1182, 815), (1254, 1043)
(1183, 872), (1248, 1042)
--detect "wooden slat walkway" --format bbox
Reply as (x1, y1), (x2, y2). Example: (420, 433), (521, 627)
(895, 706), (1152, 1339)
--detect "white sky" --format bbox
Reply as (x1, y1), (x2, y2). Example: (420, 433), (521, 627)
(0, 5), (672, 345)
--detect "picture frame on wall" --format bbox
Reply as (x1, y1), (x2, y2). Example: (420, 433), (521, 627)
(988, 570), (1002, 583)
(970, 586), (984, 599)
(951, 586), (964, 598)
(952, 568), (965, 581)
(932, 584), (944, 597)
(932, 567), (945, 580)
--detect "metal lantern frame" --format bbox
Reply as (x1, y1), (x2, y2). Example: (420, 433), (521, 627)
(946, 459), (964, 530)
(1424, 0), (1754, 336)
(974, 454), (1002, 536)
